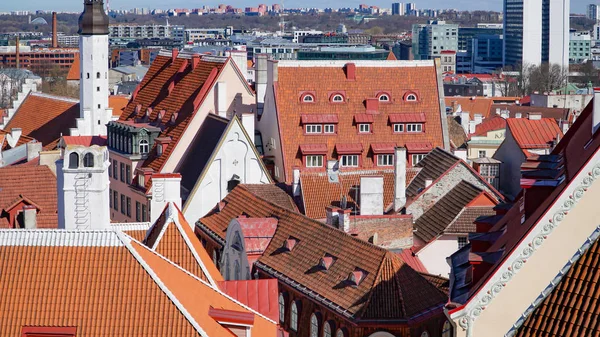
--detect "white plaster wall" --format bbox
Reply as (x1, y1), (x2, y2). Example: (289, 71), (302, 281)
(108, 151), (148, 223)
(417, 234), (460, 277)
(493, 128), (526, 199)
(79, 35), (111, 136)
(183, 120), (270, 225)
(548, 0), (570, 69)
(522, 0), (543, 66)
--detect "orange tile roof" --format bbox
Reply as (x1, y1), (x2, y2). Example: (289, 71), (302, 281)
(60, 135), (107, 147)
(0, 129), (35, 150)
(445, 97), (494, 119)
(0, 165), (57, 228)
(66, 57), (80, 81)
(300, 168), (420, 219)
(199, 184), (447, 323)
(275, 62), (446, 183)
(0, 229), (277, 336)
(506, 118), (562, 151)
(5, 92), (79, 150)
(218, 279), (280, 322)
(142, 203), (223, 286)
(108, 95), (130, 117)
(119, 53), (228, 174)
(472, 115), (506, 136)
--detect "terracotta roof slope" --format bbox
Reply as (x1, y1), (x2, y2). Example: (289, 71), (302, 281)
(143, 202), (223, 285)
(413, 181), (485, 242)
(507, 117), (562, 150)
(5, 92), (79, 149)
(407, 147), (460, 197)
(217, 279), (280, 322)
(0, 165), (57, 228)
(66, 57), (80, 81)
(240, 184), (298, 212)
(119, 52), (228, 173)
(445, 97), (494, 119)
(472, 115), (506, 136)
(445, 206), (496, 234)
(0, 129), (35, 150)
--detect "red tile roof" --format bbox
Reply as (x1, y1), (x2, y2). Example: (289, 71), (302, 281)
(336, 143), (364, 154)
(60, 135), (107, 147)
(389, 113), (427, 123)
(275, 62), (446, 183)
(506, 118), (562, 151)
(109, 95), (130, 117)
(445, 97), (495, 119)
(66, 57), (80, 81)
(472, 115), (506, 136)
(218, 279), (280, 322)
(405, 142), (433, 152)
(300, 168), (420, 219)
(299, 143), (328, 154)
(237, 217), (278, 254)
(199, 185), (448, 324)
(371, 142), (396, 153)
(0, 129), (35, 151)
(301, 114), (338, 124)
(0, 165), (57, 228)
(119, 53), (228, 174)
(397, 248), (428, 273)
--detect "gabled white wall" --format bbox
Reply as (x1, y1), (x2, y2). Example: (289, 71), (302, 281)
(492, 128), (526, 199)
(183, 119), (270, 225)
(417, 234), (460, 277)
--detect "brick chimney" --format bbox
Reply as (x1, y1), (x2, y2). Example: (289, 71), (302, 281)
(345, 63), (356, 80)
(15, 36), (19, 69)
(52, 12), (58, 48)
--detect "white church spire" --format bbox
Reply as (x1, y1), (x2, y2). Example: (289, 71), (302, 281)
(72, 0), (112, 137)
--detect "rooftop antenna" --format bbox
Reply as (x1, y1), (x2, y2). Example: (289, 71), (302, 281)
(279, 0), (286, 34)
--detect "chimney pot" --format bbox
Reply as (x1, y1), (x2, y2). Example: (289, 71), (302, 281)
(326, 206), (340, 226)
(345, 63), (356, 81)
(52, 12), (58, 48)
(337, 208), (351, 232)
(172, 48), (179, 62)
(191, 54), (200, 70)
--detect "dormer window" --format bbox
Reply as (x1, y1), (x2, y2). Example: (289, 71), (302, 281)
(283, 236), (299, 251)
(139, 139), (149, 154)
(157, 145), (163, 156)
(319, 254), (336, 270)
(347, 268), (367, 286)
(358, 124), (371, 133)
(331, 94), (344, 103)
(302, 94), (315, 103)
(405, 93), (418, 101)
(138, 174), (145, 187)
(378, 93), (390, 102)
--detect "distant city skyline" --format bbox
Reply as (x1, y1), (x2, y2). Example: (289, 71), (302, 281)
(1, 0), (590, 14)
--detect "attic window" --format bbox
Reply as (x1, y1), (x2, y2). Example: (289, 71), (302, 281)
(405, 93), (418, 102)
(378, 93), (390, 102)
(283, 236), (299, 251)
(319, 254), (337, 270)
(347, 268), (367, 286)
(302, 94), (315, 103)
(331, 94), (344, 103)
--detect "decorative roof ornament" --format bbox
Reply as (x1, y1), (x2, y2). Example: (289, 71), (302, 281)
(78, 0), (109, 35)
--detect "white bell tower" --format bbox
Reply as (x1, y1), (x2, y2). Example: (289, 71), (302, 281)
(72, 0), (112, 137)
(57, 145), (110, 229)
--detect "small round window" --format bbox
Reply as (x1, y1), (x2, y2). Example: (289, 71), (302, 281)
(378, 94), (390, 102)
(332, 94), (344, 102)
(406, 93), (418, 101)
(302, 94), (315, 102)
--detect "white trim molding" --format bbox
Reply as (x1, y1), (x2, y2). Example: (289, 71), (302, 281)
(450, 153), (600, 335)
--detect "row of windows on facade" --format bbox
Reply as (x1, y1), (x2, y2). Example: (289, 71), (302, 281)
(304, 153), (426, 168)
(82, 72), (107, 80)
(305, 123), (424, 135)
(108, 133), (150, 155)
(110, 159), (133, 184)
(301, 93), (417, 103)
(109, 188), (148, 222)
(277, 294), (453, 337)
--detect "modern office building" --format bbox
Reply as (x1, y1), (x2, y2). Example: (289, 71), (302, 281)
(108, 24), (185, 40)
(405, 2), (416, 15)
(569, 31), (592, 63)
(503, 0), (569, 69)
(392, 3), (405, 15)
(412, 20), (459, 60)
(457, 26), (504, 73)
(588, 4), (599, 22)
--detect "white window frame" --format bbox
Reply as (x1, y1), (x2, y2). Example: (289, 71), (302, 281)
(393, 124), (404, 133)
(478, 150), (486, 158)
(377, 154), (394, 166)
(406, 123), (423, 132)
(332, 94), (344, 102)
(378, 94), (390, 102)
(406, 93), (418, 101)
(340, 155), (359, 167)
(278, 293), (285, 323)
(306, 124), (322, 134)
(302, 94), (314, 102)
(139, 139), (149, 154)
(306, 155), (324, 168)
(412, 154), (425, 166)
(291, 302), (299, 331)
(324, 124), (335, 133)
(358, 123), (371, 133)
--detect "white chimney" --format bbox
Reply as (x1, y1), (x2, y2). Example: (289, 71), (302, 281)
(474, 114), (483, 125)
(394, 147), (406, 212)
(326, 206), (339, 226)
(593, 87), (600, 135)
(360, 176), (384, 215)
(7, 128), (22, 148)
(23, 205), (37, 229)
(337, 208), (351, 232)
(454, 148), (467, 161)
(515, 113), (522, 118)
(468, 120), (477, 134)
(216, 82), (228, 118)
(26, 142), (42, 162)
(460, 111), (470, 134)
(241, 113), (255, 144)
(255, 54), (268, 107)
(150, 173), (182, 224)
(292, 167), (301, 197)
(495, 108), (501, 115)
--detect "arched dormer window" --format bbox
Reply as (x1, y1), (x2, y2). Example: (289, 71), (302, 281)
(310, 313), (320, 337)
(68, 152), (79, 169)
(83, 153), (94, 168)
(405, 93), (418, 102)
(302, 93), (315, 103)
(139, 139), (149, 154)
(378, 93), (390, 102)
(331, 94), (344, 103)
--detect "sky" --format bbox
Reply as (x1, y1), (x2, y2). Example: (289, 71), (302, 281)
(2, 0), (590, 14)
